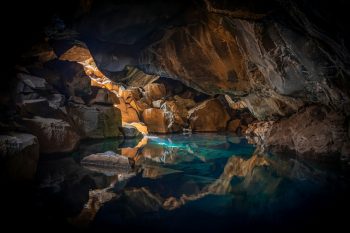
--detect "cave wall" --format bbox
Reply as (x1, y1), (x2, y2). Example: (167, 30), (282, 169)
(76, 0), (350, 120)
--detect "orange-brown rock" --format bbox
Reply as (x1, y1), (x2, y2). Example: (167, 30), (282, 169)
(188, 99), (230, 132)
(116, 98), (140, 123)
(22, 117), (80, 153)
(174, 95), (196, 109)
(143, 83), (166, 103)
(142, 108), (168, 133)
(59, 44), (92, 62)
(126, 122), (148, 135)
(227, 119), (241, 133)
(161, 101), (188, 132)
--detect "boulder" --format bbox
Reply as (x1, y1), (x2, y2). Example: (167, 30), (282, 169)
(22, 117), (80, 154)
(88, 88), (119, 105)
(161, 101), (188, 132)
(174, 95), (196, 109)
(17, 98), (66, 119)
(24, 42), (57, 63)
(0, 132), (39, 181)
(59, 44), (92, 62)
(17, 73), (49, 91)
(115, 98), (140, 123)
(246, 106), (350, 159)
(152, 99), (164, 108)
(142, 108), (168, 133)
(122, 124), (143, 138)
(188, 99), (230, 132)
(81, 151), (131, 176)
(227, 119), (241, 133)
(143, 83), (166, 103)
(126, 122), (148, 135)
(68, 103), (122, 139)
(119, 88), (141, 104)
(46, 61), (91, 98)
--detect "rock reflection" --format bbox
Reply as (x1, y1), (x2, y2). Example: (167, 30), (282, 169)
(34, 134), (347, 230)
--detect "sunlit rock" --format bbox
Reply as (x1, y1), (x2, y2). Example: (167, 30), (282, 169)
(224, 95), (246, 110)
(188, 99), (230, 132)
(143, 83), (166, 104)
(115, 97), (140, 123)
(161, 100), (188, 132)
(0, 132), (39, 181)
(142, 108), (168, 133)
(59, 43), (92, 62)
(126, 122), (148, 135)
(22, 116), (80, 153)
(68, 103), (122, 139)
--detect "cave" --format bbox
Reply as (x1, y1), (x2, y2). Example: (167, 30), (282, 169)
(1, 0), (350, 232)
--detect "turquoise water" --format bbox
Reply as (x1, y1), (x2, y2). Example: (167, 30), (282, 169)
(35, 133), (350, 232)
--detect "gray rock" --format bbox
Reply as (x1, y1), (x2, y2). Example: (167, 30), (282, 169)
(0, 132), (39, 181)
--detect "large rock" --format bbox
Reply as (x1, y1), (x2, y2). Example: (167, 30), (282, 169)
(81, 151), (131, 176)
(59, 44), (92, 62)
(68, 103), (122, 139)
(188, 99), (230, 132)
(0, 132), (39, 181)
(161, 100), (188, 132)
(246, 106), (350, 159)
(88, 88), (119, 105)
(121, 124), (143, 138)
(22, 117), (80, 154)
(17, 73), (49, 91)
(142, 108), (168, 133)
(46, 61), (91, 99)
(115, 97), (140, 123)
(143, 83), (166, 104)
(17, 98), (67, 119)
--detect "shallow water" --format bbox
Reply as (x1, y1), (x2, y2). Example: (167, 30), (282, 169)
(33, 133), (350, 232)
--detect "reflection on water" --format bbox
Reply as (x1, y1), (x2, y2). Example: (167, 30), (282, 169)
(35, 133), (350, 232)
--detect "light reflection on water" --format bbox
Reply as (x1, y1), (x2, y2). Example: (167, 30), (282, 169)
(35, 133), (350, 232)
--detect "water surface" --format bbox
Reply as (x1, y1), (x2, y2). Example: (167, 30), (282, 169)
(34, 133), (350, 232)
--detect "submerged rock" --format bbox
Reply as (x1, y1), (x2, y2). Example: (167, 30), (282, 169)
(0, 132), (39, 181)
